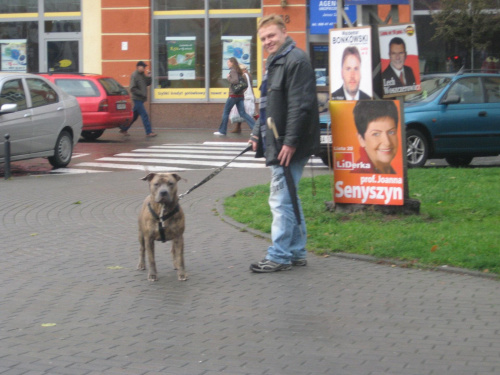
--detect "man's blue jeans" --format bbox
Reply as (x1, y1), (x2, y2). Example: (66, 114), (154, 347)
(265, 156), (309, 265)
(121, 100), (152, 135)
(217, 96), (255, 134)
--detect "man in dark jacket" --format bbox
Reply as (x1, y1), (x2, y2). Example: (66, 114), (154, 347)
(249, 14), (320, 273)
(120, 61), (157, 137)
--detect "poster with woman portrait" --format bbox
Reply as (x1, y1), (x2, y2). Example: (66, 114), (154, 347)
(329, 27), (372, 100)
(329, 100), (404, 206)
(378, 23), (421, 98)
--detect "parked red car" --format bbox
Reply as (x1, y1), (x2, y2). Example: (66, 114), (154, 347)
(39, 73), (133, 140)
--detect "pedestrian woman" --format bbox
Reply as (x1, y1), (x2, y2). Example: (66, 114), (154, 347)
(213, 57), (255, 136)
(229, 64), (257, 133)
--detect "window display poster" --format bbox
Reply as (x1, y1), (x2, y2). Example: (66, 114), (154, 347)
(221, 36), (252, 77)
(378, 24), (421, 98)
(1, 39), (27, 72)
(329, 27), (372, 100)
(166, 37), (196, 80)
(329, 100), (404, 206)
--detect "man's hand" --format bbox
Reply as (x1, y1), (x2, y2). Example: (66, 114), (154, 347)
(278, 144), (296, 167)
(250, 139), (257, 152)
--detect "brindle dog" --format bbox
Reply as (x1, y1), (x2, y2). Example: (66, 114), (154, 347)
(138, 173), (187, 281)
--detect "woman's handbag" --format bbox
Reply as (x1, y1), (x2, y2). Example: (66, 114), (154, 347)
(231, 74), (248, 95)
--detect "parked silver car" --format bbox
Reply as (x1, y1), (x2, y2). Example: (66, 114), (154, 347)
(0, 72), (82, 168)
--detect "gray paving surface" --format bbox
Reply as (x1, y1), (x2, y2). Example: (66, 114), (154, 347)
(1, 167), (500, 375)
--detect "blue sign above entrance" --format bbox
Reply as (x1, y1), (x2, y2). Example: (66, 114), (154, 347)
(310, 0), (357, 35)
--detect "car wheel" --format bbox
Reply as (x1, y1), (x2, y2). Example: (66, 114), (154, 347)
(445, 156), (473, 167)
(48, 130), (73, 168)
(81, 130), (104, 141)
(406, 129), (429, 168)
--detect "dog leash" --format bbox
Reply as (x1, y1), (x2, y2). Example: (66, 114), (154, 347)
(178, 144), (253, 200)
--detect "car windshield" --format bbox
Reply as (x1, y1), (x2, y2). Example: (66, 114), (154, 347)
(99, 78), (128, 96)
(54, 78), (100, 97)
(405, 76), (452, 103)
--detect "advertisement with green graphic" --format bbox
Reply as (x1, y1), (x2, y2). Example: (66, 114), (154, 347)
(1, 39), (27, 72)
(166, 36), (196, 80)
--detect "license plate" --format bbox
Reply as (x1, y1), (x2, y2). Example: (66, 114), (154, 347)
(116, 103), (126, 110)
(320, 135), (331, 144)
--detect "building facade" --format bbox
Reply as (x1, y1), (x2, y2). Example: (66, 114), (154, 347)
(1, 0), (498, 129)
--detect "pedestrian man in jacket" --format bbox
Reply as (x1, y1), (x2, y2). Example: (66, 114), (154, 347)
(249, 14), (320, 273)
(120, 61), (157, 137)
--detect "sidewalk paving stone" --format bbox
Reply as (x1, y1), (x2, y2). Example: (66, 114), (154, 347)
(1, 167), (499, 375)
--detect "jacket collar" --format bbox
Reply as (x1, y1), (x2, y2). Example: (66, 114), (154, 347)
(266, 36), (295, 68)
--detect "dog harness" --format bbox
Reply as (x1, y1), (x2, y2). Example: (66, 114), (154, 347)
(148, 203), (180, 243)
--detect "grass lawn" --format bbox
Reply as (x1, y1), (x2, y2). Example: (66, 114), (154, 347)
(224, 167), (500, 275)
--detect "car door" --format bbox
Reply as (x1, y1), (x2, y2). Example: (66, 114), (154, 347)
(25, 77), (65, 155)
(481, 75), (500, 153)
(435, 76), (490, 154)
(0, 78), (33, 159)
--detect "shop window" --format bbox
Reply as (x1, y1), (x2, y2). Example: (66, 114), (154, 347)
(310, 43), (329, 88)
(0, 22), (38, 73)
(209, 18), (257, 89)
(154, 0), (204, 11)
(209, 0), (261, 8)
(154, 18), (205, 90)
(45, 20), (81, 33)
(44, 0), (80, 12)
(0, 0), (37, 13)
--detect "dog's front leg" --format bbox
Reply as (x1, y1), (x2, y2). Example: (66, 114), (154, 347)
(137, 233), (146, 271)
(172, 236), (187, 281)
(145, 238), (158, 281)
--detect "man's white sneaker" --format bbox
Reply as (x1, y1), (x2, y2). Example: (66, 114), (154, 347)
(213, 131), (226, 136)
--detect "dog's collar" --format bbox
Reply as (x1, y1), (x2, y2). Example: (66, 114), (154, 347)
(148, 203), (180, 243)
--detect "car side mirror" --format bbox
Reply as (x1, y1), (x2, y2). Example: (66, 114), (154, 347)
(441, 95), (461, 105)
(0, 103), (17, 114)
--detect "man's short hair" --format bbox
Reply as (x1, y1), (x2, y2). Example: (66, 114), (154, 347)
(389, 37), (406, 53)
(342, 46), (361, 67)
(258, 14), (286, 30)
(353, 101), (399, 137)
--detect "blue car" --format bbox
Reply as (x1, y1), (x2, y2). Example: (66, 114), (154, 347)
(405, 72), (500, 167)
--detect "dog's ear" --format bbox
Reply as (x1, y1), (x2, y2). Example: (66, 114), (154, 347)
(171, 173), (182, 182)
(141, 173), (156, 182)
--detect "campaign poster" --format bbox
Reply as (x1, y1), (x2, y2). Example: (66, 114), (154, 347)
(378, 23), (421, 98)
(1, 39), (27, 72)
(166, 37), (196, 80)
(221, 36), (252, 77)
(329, 27), (372, 100)
(329, 100), (404, 206)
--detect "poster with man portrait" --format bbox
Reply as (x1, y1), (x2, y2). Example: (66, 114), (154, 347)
(329, 100), (404, 206)
(329, 27), (372, 100)
(379, 23), (421, 98)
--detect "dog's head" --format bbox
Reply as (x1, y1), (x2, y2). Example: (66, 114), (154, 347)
(141, 173), (181, 204)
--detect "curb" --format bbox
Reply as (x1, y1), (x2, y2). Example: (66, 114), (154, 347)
(215, 196), (499, 281)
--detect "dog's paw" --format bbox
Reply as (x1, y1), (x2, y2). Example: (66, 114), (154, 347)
(148, 274), (157, 282)
(177, 273), (188, 281)
(137, 262), (146, 271)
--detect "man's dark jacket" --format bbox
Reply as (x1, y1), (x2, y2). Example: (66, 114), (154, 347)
(252, 37), (320, 165)
(130, 70), (152, 102)
(382, 65), (416, 88)
(331, 85), (371, 100)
